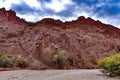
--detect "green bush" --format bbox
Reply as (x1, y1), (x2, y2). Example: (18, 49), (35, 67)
(0, 53), (28, 68)
(0, 54), (14, 68)
(98, 53), (120, 76)
(14, 55), (28, 68)
(52, 51), (68, 69)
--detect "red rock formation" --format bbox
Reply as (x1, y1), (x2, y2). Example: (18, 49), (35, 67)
(0, 8), (120, 69)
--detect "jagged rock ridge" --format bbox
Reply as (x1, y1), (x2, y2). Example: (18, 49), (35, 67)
(0, 8), (120, 69)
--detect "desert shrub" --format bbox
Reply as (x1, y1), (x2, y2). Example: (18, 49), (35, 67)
(52, 51), (68, 69)
(14, 55), (28, 68)
(98, 53), (120, 76)
(0, 53), (28, 68)
(0, 54), (14, 68)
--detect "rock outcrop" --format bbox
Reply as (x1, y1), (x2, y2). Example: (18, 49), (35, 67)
(0, 8), (120, 69)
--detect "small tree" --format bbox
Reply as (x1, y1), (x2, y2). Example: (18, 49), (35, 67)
(52, 51), (68, 69)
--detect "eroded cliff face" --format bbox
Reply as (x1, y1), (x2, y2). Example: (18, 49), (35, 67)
(0, 8), (120, 69)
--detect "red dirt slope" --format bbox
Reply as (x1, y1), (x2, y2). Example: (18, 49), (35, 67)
(0, 8), (120, 69)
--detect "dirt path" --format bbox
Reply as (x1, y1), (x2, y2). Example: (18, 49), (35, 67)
(0, 69), (119, 80)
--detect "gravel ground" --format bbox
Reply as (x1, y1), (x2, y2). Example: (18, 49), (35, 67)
(0, 69), (119, 80)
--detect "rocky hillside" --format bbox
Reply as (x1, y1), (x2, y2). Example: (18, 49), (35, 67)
(0, 8), (120, 69)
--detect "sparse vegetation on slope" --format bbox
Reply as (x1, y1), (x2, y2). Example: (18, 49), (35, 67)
(98, 53), (120, 77)
(52, 51), (69, 69)
(0, 8), (120, 69)
(0, 53), (28, 69)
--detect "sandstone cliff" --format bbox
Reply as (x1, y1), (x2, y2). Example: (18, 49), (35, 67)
(0, 8), (120, 69)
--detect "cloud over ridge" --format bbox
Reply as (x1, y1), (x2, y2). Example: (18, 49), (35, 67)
(0, 0), (120, 28)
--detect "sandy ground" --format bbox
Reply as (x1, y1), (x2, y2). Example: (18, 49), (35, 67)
(0, 69), (119, 80)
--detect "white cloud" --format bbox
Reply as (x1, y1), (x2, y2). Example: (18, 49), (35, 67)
(0, 0), (21, 10)
(22, 0), (41, 9)
(73, 4), (94, 17)
(45, 0), (74, 12)
(117, 24), (120, 28)
(0, 0), (41, 10)
(17, 14), (37, 22)
(91, 14), (120, 28)
(65, 16), (77, 21)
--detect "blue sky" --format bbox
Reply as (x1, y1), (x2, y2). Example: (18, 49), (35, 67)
(0, 0), (120, 28)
